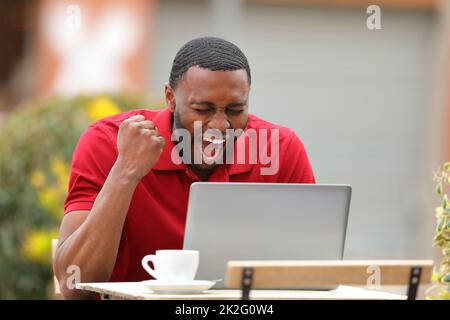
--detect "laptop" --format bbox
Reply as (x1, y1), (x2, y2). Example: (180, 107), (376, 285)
(182, 182), (352, 289)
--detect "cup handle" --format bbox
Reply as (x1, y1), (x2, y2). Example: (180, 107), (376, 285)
(141, 255), (158, 279)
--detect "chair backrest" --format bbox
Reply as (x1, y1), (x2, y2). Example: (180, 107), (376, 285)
(225, 260), (434, 300)
(51, 239), (61, 295)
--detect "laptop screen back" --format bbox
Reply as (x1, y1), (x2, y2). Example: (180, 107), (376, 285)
(183, 182), (351, 287)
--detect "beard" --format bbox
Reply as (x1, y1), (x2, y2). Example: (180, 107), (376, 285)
(172, 112), (224, 173)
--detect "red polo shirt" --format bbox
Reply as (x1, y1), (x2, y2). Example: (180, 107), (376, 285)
(64, 108), (315, 282)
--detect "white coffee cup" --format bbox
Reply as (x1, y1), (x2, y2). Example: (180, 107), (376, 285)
(141, 250), (199, 282)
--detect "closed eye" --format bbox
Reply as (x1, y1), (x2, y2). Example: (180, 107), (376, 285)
(226, 109), (244, 115)
(193, 108), (212, 114)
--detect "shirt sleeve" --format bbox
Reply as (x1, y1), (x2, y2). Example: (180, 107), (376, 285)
(278, 131), (316, 184)
(64, 124), (118, 214)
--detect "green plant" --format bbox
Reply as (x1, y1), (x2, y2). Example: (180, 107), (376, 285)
(0, 95), (160, 299)
(428, 162), (450, 299)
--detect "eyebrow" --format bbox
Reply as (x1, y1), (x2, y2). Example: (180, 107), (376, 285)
(226, 102), (246, 108)
(190, 101), (246, 108)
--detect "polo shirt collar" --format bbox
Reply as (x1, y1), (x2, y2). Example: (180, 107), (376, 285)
(151, 108), (185, 171)
(150, 108), (253, 176)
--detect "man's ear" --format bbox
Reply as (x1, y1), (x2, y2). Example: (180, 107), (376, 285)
(165, 83), (176, 113)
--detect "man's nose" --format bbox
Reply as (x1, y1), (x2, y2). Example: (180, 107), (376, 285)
(207, 112), (230, 132)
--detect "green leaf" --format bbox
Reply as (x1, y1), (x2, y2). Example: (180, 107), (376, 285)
(444, 162), (450, 172)
(443, 195), (449, 209)
(442, 273), (450, 284)
(437, 217), (445, 233)
(437, 182), (443, 195)
(431, 270), (440, 282)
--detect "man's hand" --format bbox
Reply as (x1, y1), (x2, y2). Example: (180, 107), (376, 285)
(116, 115), (165, 182)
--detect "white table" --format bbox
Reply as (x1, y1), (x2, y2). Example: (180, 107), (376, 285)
(76, 282), (407, 300)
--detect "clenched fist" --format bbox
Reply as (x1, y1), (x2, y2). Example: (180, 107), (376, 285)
(116, 114), (165, 182)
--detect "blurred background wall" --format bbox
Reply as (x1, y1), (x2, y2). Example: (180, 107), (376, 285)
(0, 0), (449, 298)
(151, 0), (445, 260)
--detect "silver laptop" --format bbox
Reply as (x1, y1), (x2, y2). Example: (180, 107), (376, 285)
(183, 182), (351, 289)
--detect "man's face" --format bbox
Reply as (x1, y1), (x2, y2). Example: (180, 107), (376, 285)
(165, 66), (250, 172)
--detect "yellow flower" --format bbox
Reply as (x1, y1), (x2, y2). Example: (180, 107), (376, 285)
(21, 229), (58, 265)
(37, 186), (64, 221)
(86, 96), (121, 122)
(50, 157), (70, 193)
(30, 170), (46, 189)
(435, 206), (444, 218)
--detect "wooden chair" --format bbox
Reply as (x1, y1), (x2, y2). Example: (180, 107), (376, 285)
(225, 260), (434, 300)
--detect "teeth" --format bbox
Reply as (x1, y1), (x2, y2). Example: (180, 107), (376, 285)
(203, 137), (226, 145)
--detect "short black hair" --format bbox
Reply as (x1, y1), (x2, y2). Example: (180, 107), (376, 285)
(169, 37), (251, 89)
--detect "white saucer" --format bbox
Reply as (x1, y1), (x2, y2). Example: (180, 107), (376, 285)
(141, 280), (216, 294)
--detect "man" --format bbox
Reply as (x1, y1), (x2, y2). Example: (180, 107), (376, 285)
(54, 37), (315, 299)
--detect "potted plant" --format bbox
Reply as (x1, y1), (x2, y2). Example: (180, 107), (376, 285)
(428, 162), (450, 299)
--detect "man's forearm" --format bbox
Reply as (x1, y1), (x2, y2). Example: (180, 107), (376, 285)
(55, 159), (139, 299)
